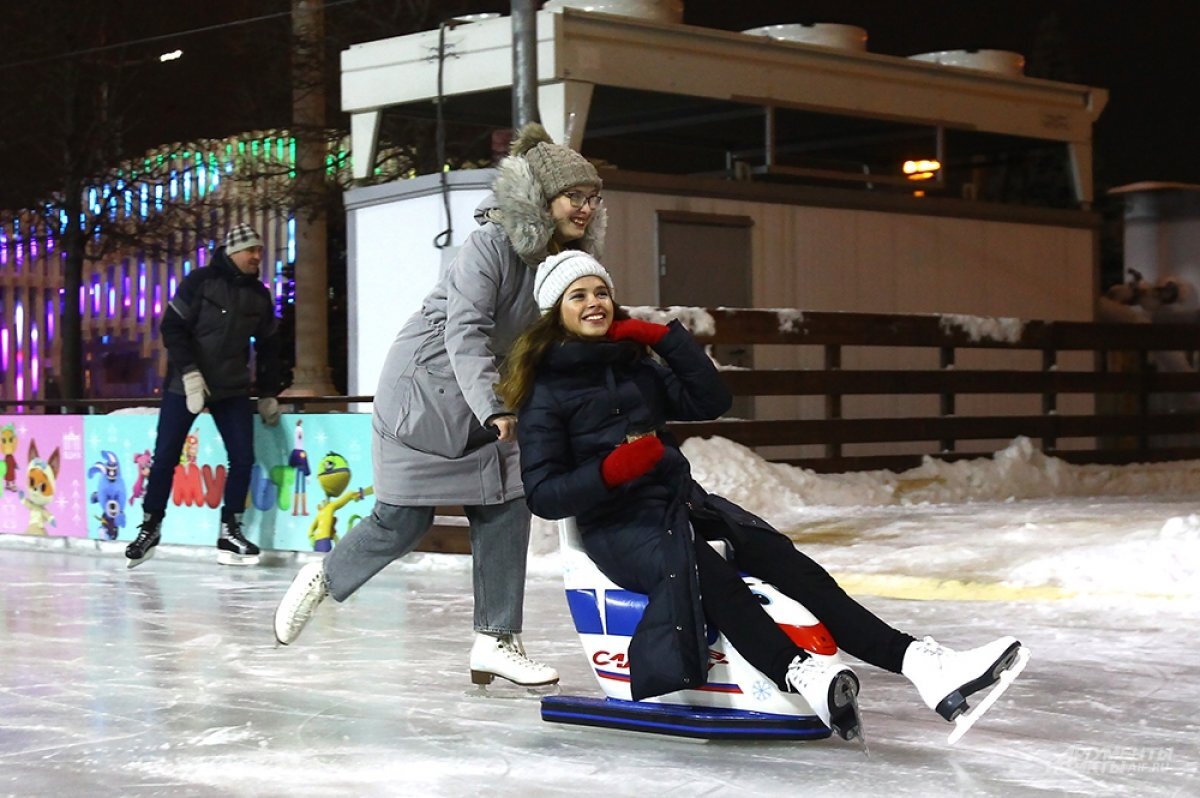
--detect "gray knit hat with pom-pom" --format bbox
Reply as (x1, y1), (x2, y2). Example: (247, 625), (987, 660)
(510, 123), (601, 201)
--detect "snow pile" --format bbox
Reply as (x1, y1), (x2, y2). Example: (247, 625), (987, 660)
(626, 305), (715, 336)
(1008, 512), (1200, 600)
(939, 313), (1024, 343)
(684, 435), (1200, 515)
(528, 435), (1200, 600)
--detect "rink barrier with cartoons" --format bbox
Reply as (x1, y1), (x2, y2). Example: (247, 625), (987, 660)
(7, 304), (1200, 547)
(542, 517), (839, 740)
(0, 411), (376, 553)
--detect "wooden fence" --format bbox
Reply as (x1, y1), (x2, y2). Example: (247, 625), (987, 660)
(7, 307), (1200, 552)
(669, 308), (1200, 472)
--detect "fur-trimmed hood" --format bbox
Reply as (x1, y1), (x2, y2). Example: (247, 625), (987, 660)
(482, 155), (607, 266)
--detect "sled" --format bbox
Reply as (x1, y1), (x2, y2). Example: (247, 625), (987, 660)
(543, 517), (846, 740)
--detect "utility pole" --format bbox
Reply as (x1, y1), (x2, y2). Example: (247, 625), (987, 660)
(511, 0), (538, 129)
(288, 0), (337, 397)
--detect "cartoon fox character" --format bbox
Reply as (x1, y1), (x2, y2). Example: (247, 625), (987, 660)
(1, 424), (17, 492)
(20, 440), (60, 535)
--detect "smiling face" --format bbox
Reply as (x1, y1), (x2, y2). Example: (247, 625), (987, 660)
(549, 184), (600, 244)
(558, 275), (614, 338)
(230, 245), (263, 276)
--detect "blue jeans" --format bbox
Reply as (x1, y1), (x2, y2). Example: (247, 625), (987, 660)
(323, 499), (532, 635)
(142, 391), (255, 522)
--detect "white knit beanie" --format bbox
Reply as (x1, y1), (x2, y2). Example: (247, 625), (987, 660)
(534, 251), (614, 314)
(224, 223), (264, 255)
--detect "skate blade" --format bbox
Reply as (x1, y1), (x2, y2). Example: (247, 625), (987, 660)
(217, 551), (261, 566)
(467, 683), (561, 700)
(830, 677), (869, 757)
(947, 646), (1030, 745)
(126, 550), (156, 569)
(470, 668), (559, 689)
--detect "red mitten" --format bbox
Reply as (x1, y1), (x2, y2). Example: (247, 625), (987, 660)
(607, 318), (669, 346)
(600, 435), (665, 488)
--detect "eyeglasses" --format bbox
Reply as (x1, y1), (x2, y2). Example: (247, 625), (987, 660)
(560, 191), (603, 210)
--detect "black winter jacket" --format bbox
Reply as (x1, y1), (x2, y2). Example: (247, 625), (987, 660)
(521, 321), (776, 700)
(160, 248), (285, 401)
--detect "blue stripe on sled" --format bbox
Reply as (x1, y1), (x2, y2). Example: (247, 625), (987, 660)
(604, 590), (647, 636)
(565, 589), (603, 635)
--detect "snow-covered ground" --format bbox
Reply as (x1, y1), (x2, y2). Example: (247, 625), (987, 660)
(1, 437), (1197, 796)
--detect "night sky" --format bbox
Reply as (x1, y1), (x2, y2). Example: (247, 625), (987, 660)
(0, 0), (1195, 209)
(686, 0), (1196, 191)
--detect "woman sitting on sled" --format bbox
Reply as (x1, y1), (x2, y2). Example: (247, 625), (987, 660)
(497, 250), (1027, 743)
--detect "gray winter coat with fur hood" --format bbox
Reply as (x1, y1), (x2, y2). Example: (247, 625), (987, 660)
(370, 161), (606, 506)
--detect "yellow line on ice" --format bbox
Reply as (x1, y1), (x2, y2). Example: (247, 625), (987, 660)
(829, 573), (1076, 602)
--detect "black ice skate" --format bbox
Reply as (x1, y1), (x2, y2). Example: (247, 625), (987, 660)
(217, 515), (261, 566)
(125, 514), (162, 569)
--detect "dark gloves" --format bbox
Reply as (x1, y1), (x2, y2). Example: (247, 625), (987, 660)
(607, 318), (669, 347)
(600, 435), (665, 488)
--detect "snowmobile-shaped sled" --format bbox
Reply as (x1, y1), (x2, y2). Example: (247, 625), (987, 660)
(541, 517), (847, 740)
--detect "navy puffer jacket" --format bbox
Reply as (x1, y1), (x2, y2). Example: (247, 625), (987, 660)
(160, 248), (285, 401)
(520, 320), (749, 699)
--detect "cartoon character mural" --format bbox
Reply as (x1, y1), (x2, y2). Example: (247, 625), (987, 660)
(289, 420), (310, 516)
(129, 450), (153, 505)
(88, 450), (127, 540)
(308, 451), (372, 552)
(181, 433), (199, 467)
(19, 440), (60, 535)
(1, 424), (17, 492)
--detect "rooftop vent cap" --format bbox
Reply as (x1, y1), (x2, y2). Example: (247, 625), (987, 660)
(542, 0), (684, 24)
(741, 23), (868, 52)
(907, 49), (1025, 76)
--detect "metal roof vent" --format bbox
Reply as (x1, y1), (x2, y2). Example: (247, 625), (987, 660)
(908, 49), (1025, 76)
(542, 0), (684, 24)
(741, 23), (868, 52)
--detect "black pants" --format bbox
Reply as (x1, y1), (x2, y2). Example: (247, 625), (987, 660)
(143, 391), (255, 522)
(692, 522), (915, 690)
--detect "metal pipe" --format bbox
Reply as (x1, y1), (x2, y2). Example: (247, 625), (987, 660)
(511, 0), (538, 128)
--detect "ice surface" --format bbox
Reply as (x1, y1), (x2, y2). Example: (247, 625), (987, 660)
(1, 438), (1198, 796)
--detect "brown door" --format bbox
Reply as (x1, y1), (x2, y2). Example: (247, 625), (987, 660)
(657, 211), (754, 417)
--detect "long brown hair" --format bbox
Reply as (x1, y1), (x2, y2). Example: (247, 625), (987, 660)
(497, 301), (630, 410)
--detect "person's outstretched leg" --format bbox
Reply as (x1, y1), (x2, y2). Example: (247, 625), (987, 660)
(692, 539), (860, 739)
(731, 528), (915, 673)
(127, 391), (194, 567)
(692, 538), (799, 687)
(727, 525), (1023, 726)
(273, 503), (433, 645)
(209, 394), (259, 565)
(463, 500), (557, 687)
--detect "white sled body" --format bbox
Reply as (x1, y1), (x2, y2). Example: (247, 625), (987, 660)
(548, 517), (845, 737)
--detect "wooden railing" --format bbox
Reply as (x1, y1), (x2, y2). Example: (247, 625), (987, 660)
(7, 308), (1200, 476)
(668, 308), (1200, 472)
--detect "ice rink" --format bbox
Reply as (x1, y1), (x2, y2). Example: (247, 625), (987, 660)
(1, 528), (1195, 797)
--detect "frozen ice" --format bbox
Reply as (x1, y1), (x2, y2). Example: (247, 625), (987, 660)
(1, 438), (1198, 796)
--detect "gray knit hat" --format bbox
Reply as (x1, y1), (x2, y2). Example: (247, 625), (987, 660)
(224, 223), (263, 255)
(534, 250), (613, 314)
(511, 123), (601, 201)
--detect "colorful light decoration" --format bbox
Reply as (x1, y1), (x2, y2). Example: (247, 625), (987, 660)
(30, 324), (38, 394)
(2, 134), (311, 399)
